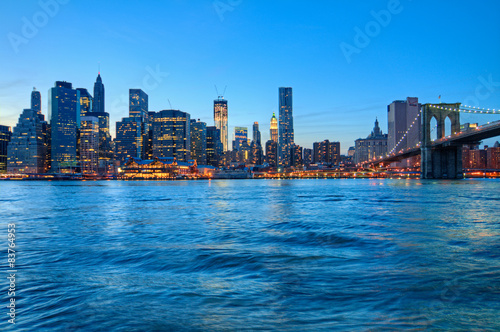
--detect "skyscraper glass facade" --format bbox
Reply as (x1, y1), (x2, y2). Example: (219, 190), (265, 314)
(153, 110), (191, 162)
(278, 87), (293, 167)
(214, 98), (228, 152)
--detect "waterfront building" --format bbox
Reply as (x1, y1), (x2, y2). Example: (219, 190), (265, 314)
(487, 142), (500, 169)
(152, 110), (191, 162)
(92, 72), (105, 113)
(86, 111), (113, 173)
(48, 81), (80, 173)
(7, 109), (46, 173)
(278, 87), (294, 167)
(79, 116), (99, 175)
(190, 119), (207, 165)
(270, 112), (278, 143)
(265, 140), (278, 167)
(31, 88), (41, 115)
(121, 157), (197, 179)
(206, 126), (222, 167)
(303, 148), (312, 166)
(214, 98), (228, 151)
(0, 125), (12, 172)
(77, 88), (93, 117)
(354, 118), (388, 165)
(115, 117), (143, 165)
(291, 144), (303, 167)
(313, 140), (340, 165)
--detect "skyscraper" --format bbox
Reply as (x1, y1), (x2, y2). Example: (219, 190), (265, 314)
(253, 122), (261, 147)
(190, 119), (207, 165)
(388, 97), (421, 166)
(233, 127), (248, 151)
(115, 117), (143, 165)
(79, 116), (99, 175)
(129, 89), (149, 121)
(48, 81), (80, 172)
(206, 126), (222, 167)
(270, 112), (278, 143)
(278, 87), (294, 168)
(0, 125), (12, 172)
(265, 140), (278, 167)
(7, 109), (46, 173)
(31, 88), (41, 115)
(77, 88), (93, 117)
(214, 98), (228, 152)
(92, 72), (105, 113)
(152, 110), (191, 161)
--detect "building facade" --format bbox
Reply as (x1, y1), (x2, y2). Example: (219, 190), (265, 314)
(313, 140), (340, 165)
(206, 126), (222, 167)
(92, 73), (105, 113)
(152, 110), (191, 162)
(278, 87), (294, 167)
(214, 98), (228, 152)
(31, 88), (41, 115)
(270, 112), (278, 143)
(265, 140), (278, 167)
(233, 127), (248, 151)
(0, 125), (12, 172)
(48, 81), (80, 172)
(115, 117), (143, 165)
(77, 88), (93, 117)
(354, 118), (388, 165)
(190, 119), (207, 165)
(79, 116), (99, 175)
(129, 89), (149, 121)
(7, 109), (47, 173)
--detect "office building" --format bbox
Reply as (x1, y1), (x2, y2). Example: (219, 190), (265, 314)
(0, 125), (12, 172)
(31, 88), (41, 115)
(265, 140), (278, 167)
(233, 127), (247, 151)
(303, 148), (312, 166)
(214, 98), (228, 151)
(129, 89), (149, 121)
(115, 117), (143, 165)
(291, 144), (303, 167)
(79, 116), (99, 175)
(190, 119), (207, 165)
(206, 126), (222, 167)
(48, 81), (80, 172)
(253, 122), (261, 147)
(278, 87), (294, 167)
(388, 97), (421, 166)
(7, 109), (46, 173)
(313, 140), (340, 165)
(77, 88), (93, 117)
(152, 110), (191, 162)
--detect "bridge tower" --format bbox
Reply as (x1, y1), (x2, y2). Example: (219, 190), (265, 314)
(421, 103), (462, 179)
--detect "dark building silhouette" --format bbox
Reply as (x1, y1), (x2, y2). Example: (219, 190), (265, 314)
(31, 88), (41, 115)
(206, 126), (222, 167)
(265, 140), (278, 167)
(190, 119), (207, 165)
(0, 125), (12, 172)
(92, 73), (105, 113)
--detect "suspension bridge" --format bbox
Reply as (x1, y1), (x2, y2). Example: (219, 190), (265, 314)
(363, 103), (500, 179)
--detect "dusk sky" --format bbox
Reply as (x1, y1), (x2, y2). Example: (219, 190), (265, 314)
(1, 0), (500, 153)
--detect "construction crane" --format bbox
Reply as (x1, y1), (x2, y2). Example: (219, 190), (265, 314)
(214, 85), (227, 100)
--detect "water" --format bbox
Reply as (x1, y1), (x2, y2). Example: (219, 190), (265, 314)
(1, 179), (499, 331)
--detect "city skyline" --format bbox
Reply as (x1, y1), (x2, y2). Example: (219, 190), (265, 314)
(1, 1), (500, 153)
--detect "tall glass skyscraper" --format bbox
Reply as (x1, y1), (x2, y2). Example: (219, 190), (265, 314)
(190, 119), (207, 165)
(129, 89), (149, 121)
(233, 127), (248, 151)
(92, 73), (105, 113)
(31, 88), (41, 115)
(206, 126), (222, 167)
(48, 81), (80, 173)
(253, 122), (261, 147)
(278, 87), (294, 168)
(214, 98), (228, 152)
(77, 88), (93, 117)
(152, 110), (191, 162)
(79, 116), (99, 175)
(115, 117), (143, 165)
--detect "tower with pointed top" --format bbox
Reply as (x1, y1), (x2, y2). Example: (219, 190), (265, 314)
(92, 72), (105, 113)
(270, 112), (278, 143)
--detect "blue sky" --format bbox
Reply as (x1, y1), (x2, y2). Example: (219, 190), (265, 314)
(1, 0), (500, 152)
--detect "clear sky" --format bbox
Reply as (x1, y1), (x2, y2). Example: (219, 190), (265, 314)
(1, 0), (500, 153)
